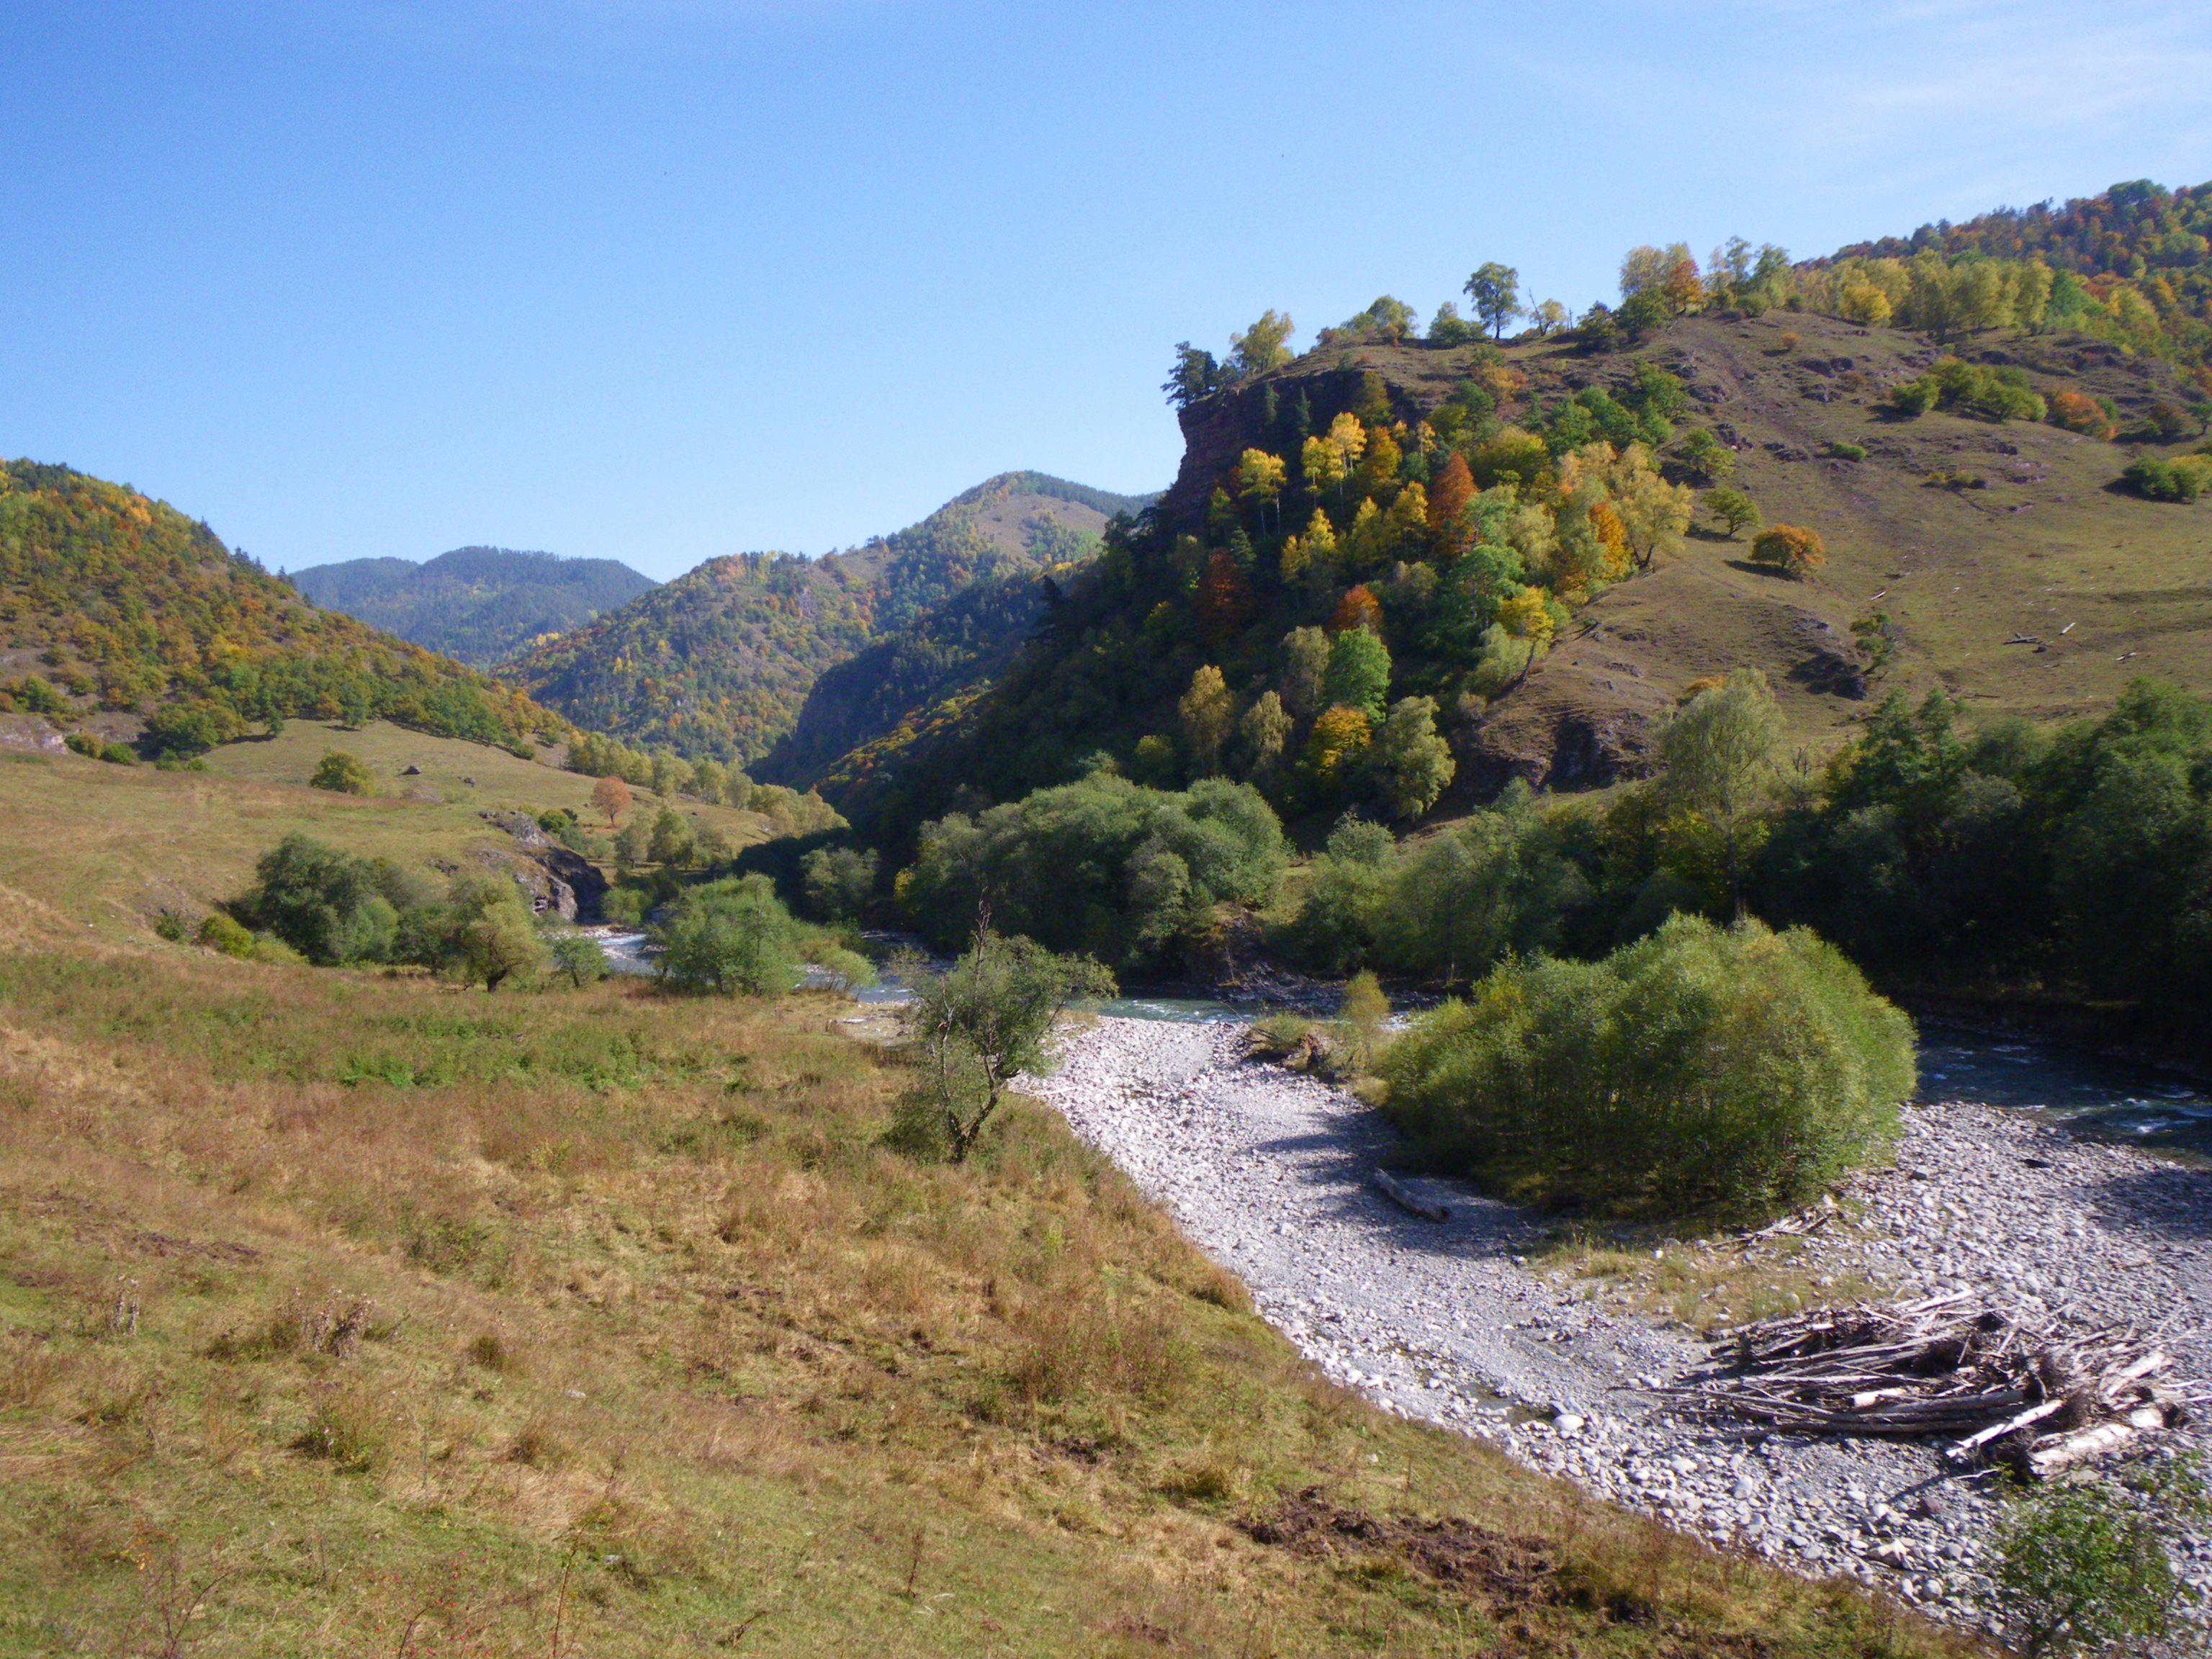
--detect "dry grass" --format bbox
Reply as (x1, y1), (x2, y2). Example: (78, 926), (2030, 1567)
(1533, 1224), (1887, 1334)
(0, 765), (1988, 1656)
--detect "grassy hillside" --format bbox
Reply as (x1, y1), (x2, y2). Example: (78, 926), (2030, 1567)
(0, 757), (1969, 1658)
(0, 461), (558, 754)
(292, 546), (657, 668)
(502, 472), (1154, 765)
(817, 302), (2212, 846)
(0, 720), (771, 936)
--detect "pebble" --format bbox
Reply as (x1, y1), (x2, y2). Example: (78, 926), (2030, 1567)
(1025, 1018), (2212, 1642)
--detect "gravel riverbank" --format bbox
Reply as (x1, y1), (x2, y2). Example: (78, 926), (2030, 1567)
(1027, 1016), (2212, 1637)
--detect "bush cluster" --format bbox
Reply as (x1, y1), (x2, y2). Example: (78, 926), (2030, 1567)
(2120, 451), (2212, 502)
(1379, 916), (1915, 1223)
(1889, 357), (2047, 423)
(902, 773), (1285, 970)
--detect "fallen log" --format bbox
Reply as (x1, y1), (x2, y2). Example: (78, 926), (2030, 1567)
(1371, 1168), (1449, 1223)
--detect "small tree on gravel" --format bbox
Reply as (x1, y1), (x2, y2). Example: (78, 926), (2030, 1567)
(895, 930), (1114, 1164)
(1994, 1458), (2208, 1656)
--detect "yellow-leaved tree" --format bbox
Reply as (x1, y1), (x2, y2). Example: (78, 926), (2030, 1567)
(1235, 449), (1287, 531)
(1177, 665), (1235, 776)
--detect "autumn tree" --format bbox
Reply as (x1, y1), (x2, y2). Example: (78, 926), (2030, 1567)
(1236, 690), (1292, 779)
(1330, 584), (1384, 637)
(1374, 696), (1456, 819)
(1305, 706), (1372, 786)
(1706, 487), (1761, 539)
(1195, 550), (1253, 641)
(1230, 310), (1295, 379)
(1751, 523), (1827, 578)
(1235, 449), (1287, 531)
(1465, 263), (1521, 340)
(591, 774), (633, 826)
(1178, 665), (1235, 776)
(1426, 451), (1475, 555)
(1661, 254), (1705, 315)
(1610, 458), (1695, 572)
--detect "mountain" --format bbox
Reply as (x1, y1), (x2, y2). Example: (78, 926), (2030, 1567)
(291, 545), (656, 667)
(501, 471), (1156, 765)
(806, 232), (2212, 846)
(0, 459), (560, 754)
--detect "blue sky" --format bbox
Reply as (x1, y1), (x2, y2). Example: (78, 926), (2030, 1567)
(5, 1), (2208, 581)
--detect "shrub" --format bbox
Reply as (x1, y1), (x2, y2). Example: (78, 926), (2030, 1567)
(652, 874), (800, 997)
(1750, 523), (1826, 577)
(195, 914), (256, 958)
(63, 731), (99, 759)
(142, 700), (243, 759)
(99, 741), (135, 765)
(1378, 915), (1915, 1223)
(1993, 1460), (2208, 1656)
(310, 750), (376, 795)
(241, 835), (403, 964)
(2119, 454), (2212, 503)
(896, 932), (1115, 1164)
(1889, 356), (2046, 423)
(150, 909), (189, 942)
(601, 886), (649, 925)
(1826, 441), (1867, 461)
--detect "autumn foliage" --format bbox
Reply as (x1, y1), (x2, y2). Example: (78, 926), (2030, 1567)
(1330, 585), (1383, 635)
(1750, 523), (1827, 578)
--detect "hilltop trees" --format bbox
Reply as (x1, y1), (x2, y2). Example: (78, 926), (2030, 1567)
(1465, 264), (1521, 340)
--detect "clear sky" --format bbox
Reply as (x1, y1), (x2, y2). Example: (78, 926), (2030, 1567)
(5, 1), (2208, 581)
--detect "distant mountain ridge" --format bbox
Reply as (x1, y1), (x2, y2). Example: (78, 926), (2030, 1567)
(292, 545), (656, 668)
(501, 471), (1157, 765)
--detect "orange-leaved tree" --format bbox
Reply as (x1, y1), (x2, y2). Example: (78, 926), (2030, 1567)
(1750, 523), (1827, 579)
(592, 773), (633, 826)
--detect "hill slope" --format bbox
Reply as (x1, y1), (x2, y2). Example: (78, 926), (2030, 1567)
(502, 471), (1156, 765)
(814, 301), (2212, 844)
(292, 545), (656, 667)
(0, 460), (557, 755)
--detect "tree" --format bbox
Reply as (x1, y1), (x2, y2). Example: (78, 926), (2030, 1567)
(1300, 434), (1346, 502)
(1236, 690), (1292, 779)
(613, 816), (653, 868)
(1426, 451), (1475, 556)
(1229, 310), (1295, 378)
(1660, 254), (1704, 316)
(647, 806), (693, 867)
(1610, 462), (1695, 572)
(1464, 263), (1521, 340)
(801, 845), (878, 921)
(1305, 706), (1373, 786)
(1660, 668), (1781, 917)
(591, 774), (632, 827)
(654, 874), (799, 997)
(1178, 665), (1235, 777)
(550, 934), (609, 988)
(1529, 299), (1568, 336)
(1750, 523), (1827, 578)
(1321, 627), (1392, 721)
(1328, 583), (1384, 637)
(1426, 300), (1477, 345)
(1707, 487), (1761, 539)
(1162, 342), (1223, 408)
(1280, 626), (1330, 719)
(1678, 427), (1735, 482)
(1234, 448), (1287, 531)
(451, 876), (547, 992)
(1374, 696), (1455, 819)
(310, 750), (375, 796)
(896, 930), (1115, 1164)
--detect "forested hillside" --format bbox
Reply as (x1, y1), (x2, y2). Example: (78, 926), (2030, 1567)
(0, 460), (557, 756)
(292, 545), (655, 667)
(814, 191), (2212, 847)
(502, 471), (1153, 764)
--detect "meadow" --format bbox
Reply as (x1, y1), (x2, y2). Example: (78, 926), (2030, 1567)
(0, 752), (1983, 1657)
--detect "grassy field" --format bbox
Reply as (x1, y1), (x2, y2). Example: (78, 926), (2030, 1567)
(0, 760), (1990, 1656)
(0, 721), (768, 939)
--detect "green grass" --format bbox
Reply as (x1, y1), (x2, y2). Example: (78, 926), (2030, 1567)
(0, 760), (1988, 1656)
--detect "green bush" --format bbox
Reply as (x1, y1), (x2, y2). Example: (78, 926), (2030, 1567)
(549, 935), (609, 989)
(652, 874), (800, 997)
(1890, 357), (2046, 423)
(601, 886), (649, 925)
(1993, 1460), (2208, 1656)
(151, 909), (189, 942)
(2120, 454), (2212, 502)
(1826, 441), (1867, 461)
(310, 749), (377, 795)
(63, 731), (99, 759)
(99, 741), (135, 765)
(1378, 915), (1915, 1223)
(195, 914), (256, 958)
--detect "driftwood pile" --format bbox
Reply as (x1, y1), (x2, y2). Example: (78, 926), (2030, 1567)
(1663, 1291), (2193, 1478)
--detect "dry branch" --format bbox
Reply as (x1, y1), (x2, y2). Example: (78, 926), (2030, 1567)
(1658, 1298), (2185, 1478)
